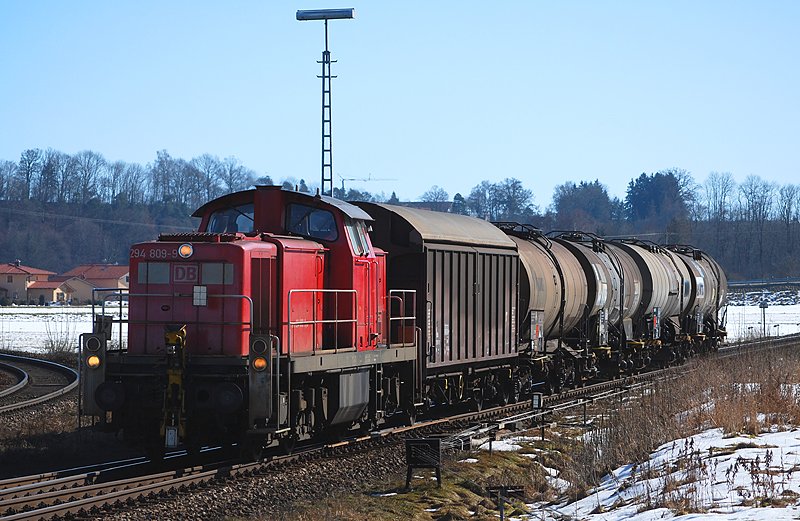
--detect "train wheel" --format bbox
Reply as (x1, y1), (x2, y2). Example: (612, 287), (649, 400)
(471, 390), (484, 412)
(510, 377), (521, 404)
(279, 433), (298, 455)
(404, 402), (417, 426)
(239, 437), (264, 461)
(145, 444), (165, 462)
(186, 442), (203, 457)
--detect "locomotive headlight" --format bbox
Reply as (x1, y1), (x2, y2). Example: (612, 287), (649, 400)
(252, 357), (267, 372)
(178, 243), (193, 258)
(86, 355), (102, 369)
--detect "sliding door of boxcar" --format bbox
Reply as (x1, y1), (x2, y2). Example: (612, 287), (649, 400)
(426, 245), (516, 371)
(475, 248), (517, 363)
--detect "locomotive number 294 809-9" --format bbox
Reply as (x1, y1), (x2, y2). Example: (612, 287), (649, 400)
(130, 247), (180, 260)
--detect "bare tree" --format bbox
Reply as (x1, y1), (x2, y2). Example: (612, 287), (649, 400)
(73, 150), (107, 204)
(119, 162), (147, 205)
(219, 156), (253, 193)
(52, 154), (77, 203)
(777, 184), (798, 253)
(0, 160), (17, 200)
(420, 185), (449, 203)
(190, 154), (224, 201)
(703, 171), (736, 222)
(467, 181), (493, 219)
(148, 150), (179, 203)
(102, 160), (127, 203)
(491, 177), (535, 222)
(738, 175), (775, 276)
(17, 148), (42, 201)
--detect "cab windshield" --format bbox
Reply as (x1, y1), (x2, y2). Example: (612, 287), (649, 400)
(286, 204), (338, 241)
(207, 203), (254, 233)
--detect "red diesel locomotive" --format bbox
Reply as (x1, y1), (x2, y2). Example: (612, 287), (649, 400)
(82, 186), (420, 455)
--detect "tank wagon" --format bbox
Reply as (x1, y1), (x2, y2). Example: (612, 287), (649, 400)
(499, 223), (727, 389)
(80, 188), (727, 455)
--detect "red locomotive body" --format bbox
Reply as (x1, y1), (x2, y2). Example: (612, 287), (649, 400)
(82, 187), (417, 455)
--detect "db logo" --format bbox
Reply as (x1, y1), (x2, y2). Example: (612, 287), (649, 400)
(173, 264), (199, 283)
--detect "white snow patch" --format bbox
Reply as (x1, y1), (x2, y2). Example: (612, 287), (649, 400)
(0, 305), (127, 353)
(525, 427), (800, 520)
(478, 436), (538, 452)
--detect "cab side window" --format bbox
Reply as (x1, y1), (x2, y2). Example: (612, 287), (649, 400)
(286, 204), (338, 241)
(344, 218), (371, 256)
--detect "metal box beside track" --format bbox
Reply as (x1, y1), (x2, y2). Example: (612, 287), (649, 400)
(357, 203), (519, 375)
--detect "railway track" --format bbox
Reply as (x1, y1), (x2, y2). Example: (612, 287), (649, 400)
(2, 334), (799, 520)
(0, 354), (78, 414)
(0, 366), (695, 520)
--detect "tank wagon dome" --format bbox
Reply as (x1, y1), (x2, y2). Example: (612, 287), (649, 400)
(354, 203), (516, 249)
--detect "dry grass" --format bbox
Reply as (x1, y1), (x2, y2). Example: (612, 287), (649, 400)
(273, 449), (549, 521)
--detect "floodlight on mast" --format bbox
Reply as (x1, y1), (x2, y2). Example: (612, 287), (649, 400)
(296, 8), (355, 198)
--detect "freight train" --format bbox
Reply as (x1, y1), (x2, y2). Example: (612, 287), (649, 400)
(80, 186), (727, 457)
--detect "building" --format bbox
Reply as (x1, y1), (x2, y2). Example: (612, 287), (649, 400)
(0, 261), (56, 304)
(27, 281), (68, 304)
(55, 264), (130, 303)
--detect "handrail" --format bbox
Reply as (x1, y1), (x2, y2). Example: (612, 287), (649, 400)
(388, 290), (416, 347)
(287, 289), (357, 355)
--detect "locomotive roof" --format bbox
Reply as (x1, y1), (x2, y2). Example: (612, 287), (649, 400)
(357, 202), (516, 249)
(191, 186), (373, 221)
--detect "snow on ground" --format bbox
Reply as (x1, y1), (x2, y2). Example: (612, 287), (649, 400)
(471, 427), (800, 520)
(0, 293), (798, 351)
(725, 304), (800, 341)
(0, 305), (127, 353)
(534, 427), (800, 521)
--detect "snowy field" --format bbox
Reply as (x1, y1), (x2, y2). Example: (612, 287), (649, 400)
(0, 301), (799, 353)
(726, 304), (800, 340)
(0, 305), (127, 353)
(482, 427), (800, 520)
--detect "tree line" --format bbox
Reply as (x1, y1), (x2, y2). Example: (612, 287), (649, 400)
(1, 147), (798, 280)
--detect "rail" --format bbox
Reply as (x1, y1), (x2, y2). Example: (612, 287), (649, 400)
(0, 354), (79, 414)
(0, 362), (28, 399)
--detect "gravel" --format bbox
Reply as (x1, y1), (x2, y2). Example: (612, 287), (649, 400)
(102, 445), (407, 521)
(0, 368), (13, 387)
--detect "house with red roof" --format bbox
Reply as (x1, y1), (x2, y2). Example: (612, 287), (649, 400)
(54, 264), (130, 303)
(0, 260), (56, 304)
(27, 280), (69, 304)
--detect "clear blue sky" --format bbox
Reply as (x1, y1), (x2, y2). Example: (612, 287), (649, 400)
(1, 1), (798, 207)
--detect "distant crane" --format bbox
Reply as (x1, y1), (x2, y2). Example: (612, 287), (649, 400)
(338, 174), (397, 193)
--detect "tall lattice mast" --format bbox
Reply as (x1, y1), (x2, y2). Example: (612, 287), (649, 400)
(297, 8), (355, 197)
